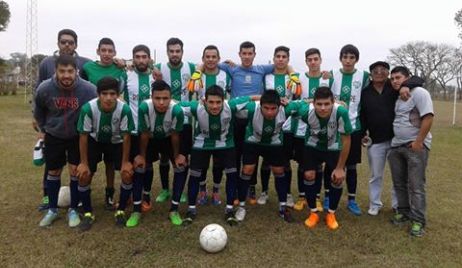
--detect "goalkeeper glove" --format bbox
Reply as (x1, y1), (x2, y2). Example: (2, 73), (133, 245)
(287, 73), (302, 97)
(186, 71), (203, 93)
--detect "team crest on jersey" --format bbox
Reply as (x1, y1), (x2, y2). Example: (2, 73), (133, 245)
(101, 125), (111, 133)
(182, 73), (191, 83)
(245, 75), (252, 84)
(353, 81), (361, 89)
(276, 85), (285, 95)
(310, 87), (316, 96)
(112, 117), (120, 125)
(218, 81), (225, 88)
(222, 118), (230, 125)
(155, 125), (164, 132)
(342, 85), (350, 93)
(264, 126), (274, 133)
(172, 79), (181, 89)
(140, 84), (150, 93)
(210, 124), (220, 131)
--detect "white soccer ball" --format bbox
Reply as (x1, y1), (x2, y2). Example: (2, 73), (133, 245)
(57, 186), (71, 208)
(199, 223), (228, 253)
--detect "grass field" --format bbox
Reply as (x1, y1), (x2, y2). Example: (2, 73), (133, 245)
(0, 94), (461, 267)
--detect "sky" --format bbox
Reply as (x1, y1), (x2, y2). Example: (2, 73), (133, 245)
(0, 0), (461, 72)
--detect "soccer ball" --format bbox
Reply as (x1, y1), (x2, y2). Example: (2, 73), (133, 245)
(57, 186), (71, 208)
(199, 224), (228, 253)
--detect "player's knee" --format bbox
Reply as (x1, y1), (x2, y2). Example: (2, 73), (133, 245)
(48, 169), (61, 176)
(304, 170), (315, 181)
(79, 175), (92, 186)
(242, 165), (254, 176)
(121, 172), (132, 184)
(272, 166), (284, 175)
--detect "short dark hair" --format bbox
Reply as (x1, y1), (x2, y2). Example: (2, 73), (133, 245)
(58, 29), (78, 45)
(390, 66), (411, 77)
(98, 37), (115, 50)
(202, 45), (220, 58)
(274, 46), (290, 57)
(166, 37), (183, 50)
(151, 80), (171, 94)
(97, 76), (120, 95)
(339, 44), (359, 61)
(314, 87), (334, 102)
(239, 41), (255, 52)
(55, 54), (76, 69)
(205, 85), (225, 100)
(133, 44), (151, 57)
(305, 48), (321, 58)
(260, 90), (280, 106)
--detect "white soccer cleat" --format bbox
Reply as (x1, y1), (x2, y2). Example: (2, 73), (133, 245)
(286, 194), (295, 208)
(235, 207), (247, 221)
(257, 192), (268, 205)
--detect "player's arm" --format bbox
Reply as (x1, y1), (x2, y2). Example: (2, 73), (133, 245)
(120, 133), (134, 179)
(410, 89), (434, 151)
(76, 133), (91, 180)
(172, 105), (186, 167)
(33, 89), (46, 139)
(332, 134), (351, 186)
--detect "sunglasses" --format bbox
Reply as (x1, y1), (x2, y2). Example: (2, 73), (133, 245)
(60, 40), (75, 45)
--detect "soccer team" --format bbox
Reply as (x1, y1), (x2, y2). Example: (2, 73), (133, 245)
(33, 29), (433, 237)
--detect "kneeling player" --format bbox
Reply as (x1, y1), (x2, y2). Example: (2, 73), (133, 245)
(300, 87), (351, 230)
(76, 77), (134, 231)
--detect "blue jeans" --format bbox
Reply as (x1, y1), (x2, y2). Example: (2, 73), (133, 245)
(388, 146), (429, 225)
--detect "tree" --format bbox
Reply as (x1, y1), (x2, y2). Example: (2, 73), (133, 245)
(456, 9), (462, 41)
(0, 1), (10, 32)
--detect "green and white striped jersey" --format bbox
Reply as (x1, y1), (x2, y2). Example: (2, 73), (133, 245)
(123, 69), (153, 133)
(283, 74), (333, 137)
(138, 99), (184, 139)
(180, 97), (250, 150)
(77, 98), (134, 144)
(198, 70), (231, 99)
(155, 62), (195, 102)
(264, 73), (293, 99)
(299, 102), (352, 151)
(242, 101), (299, 146)
(330, 69), (369, 132)
(82, 61), (127, 92)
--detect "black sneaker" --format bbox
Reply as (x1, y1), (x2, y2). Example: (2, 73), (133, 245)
(114, 210), (126, 227)
(79, 213), (95, 232)
(390, 212), (410, 225)
(279, 208), (294, 223)
(225, 210), (238, 226)
(183, 210), (196, 226)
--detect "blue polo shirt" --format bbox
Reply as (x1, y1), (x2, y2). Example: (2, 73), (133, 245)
(219, 63), (273, 98)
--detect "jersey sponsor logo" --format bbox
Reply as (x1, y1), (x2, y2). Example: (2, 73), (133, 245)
(341, 85), (350, 94)
(140, 84), (150, 93)
(222, 118), (231, 126)
(276, 85), (285, 95)
(210, 123), (220, 131)
(112, 117), (120, 125)
(53, 97), (79, 110)
(263, 126), (274, 133)
(328, 121), (337, 129)
(155, 125), (164, 133)
(182, 73), (191, 83)
(310, 87), (316, 96)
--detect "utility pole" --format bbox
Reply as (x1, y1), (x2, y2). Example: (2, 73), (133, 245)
(25, 0), (38, 102)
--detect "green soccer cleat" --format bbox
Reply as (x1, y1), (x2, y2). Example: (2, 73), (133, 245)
(126, 212), (141, 228)
(156, 189), (171, 203)
(79, 212), (95, 232)
(391, 212), (410, 225)
(180, 193), (187, 203)
(114, 210), (126, 227)
(410, 221), (425, 237)
(169, 211), (183, 226)
(38, 196), (49, 211)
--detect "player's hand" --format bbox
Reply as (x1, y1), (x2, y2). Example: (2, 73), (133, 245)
(113, 57), (126, 69)
(336, 100), (348, 108)
(32, 120), (39, 132)
(76, 163), (91, 181)
(174, 154), (187, 168)
(321, 70), (331, 80)
(399, 86), (411, 101)
(280, 97), (289, 106)
(37, 132), (45, 140)
(133, 155), (146, 169)
(121, 161), (134, 179)
(409, 141), (424, 152)
(152, 68), (162, 81)
(186, 70), (203, 93)
(287, 73), (302, 97)
(331, 168), (345, 186)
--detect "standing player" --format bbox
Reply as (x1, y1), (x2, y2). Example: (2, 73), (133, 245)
(35, 55), (97, 227)
(302, 87), (352, 230)
(81, 37), (128, 210)
(76, 77), (134, 231)
(180, 85), (252, 225)
(134, 80), (187, 226)
(153, 37), (195, 204)
(330, 44), (369, 216)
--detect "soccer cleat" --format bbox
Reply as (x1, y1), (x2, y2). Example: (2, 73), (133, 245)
(79, 212), (95, 232)
(126, 212), (141, 228)
(104, 196), (115, 211)
(347, 200), (362, 216)
(286, 194), (295, 208)
(156, 189), (171, 203)
(323, 197), (330, 211)
(390, 213), (410, 225)
(38, 196), (49, 211)
(197, 191), (208, 205)
(293, 198), (307, 211)
(304, 212), (320, 229)
(141, 200), (153, 213)
(410, 221), (425, 237)
(211, 192), (222, 205)
(67, 209), (81, 228)
(169, 211), (183, 226)
(279, 208), (294, 223)
(248, 189), (257, 205)
(114, 210), (126, 227)
(39, 210), (59, 227)
(183, 209), (197, 226)
(257, 192), (269, 205)
(368, 207), (380, 216)
(325, 212), (339, 230)
(235, 207), (247, 221)
(316, 198), (324, 212)
(180, 193), (187, 203)
(225, 210), (238, 226)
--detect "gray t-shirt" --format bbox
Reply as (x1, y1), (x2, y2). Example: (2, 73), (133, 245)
(392, 87), (433, 149)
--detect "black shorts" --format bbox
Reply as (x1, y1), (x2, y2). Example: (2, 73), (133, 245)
(190, 148), (236, 171)
(283, 132), (294, 160)
(88, 137), (122, 173)
(293, 136), (305, 163)
(242, 143), (287, 167)
(180, 124), (193, 156)
(130, 135), (159, 163)
(302, 146), (339, 172)
(346, 131), (362, 165)
(44, 133), (79, 170)
(145, 137), (173, 164)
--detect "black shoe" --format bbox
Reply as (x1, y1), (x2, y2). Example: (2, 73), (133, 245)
(225, 210), (238, 226)
(114, 210), (126, 227)
(183, 210), (196, 226)
(79, 213), (95, 232)
(279, 207), (294, 223)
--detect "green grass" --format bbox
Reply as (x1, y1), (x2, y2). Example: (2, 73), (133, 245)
(0, 95), (461, 267)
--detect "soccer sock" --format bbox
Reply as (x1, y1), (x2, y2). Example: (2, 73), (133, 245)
(118, 182), (132, 211)
(285, 167), (292, 195)
(170, 166), (187, 212)
(315, 165), (323, 198)
(329, 183), (343, 211)
(249, 166), (258, 192)
(159, 161), (170, 190)
(78, 184), (92, 213)
(304, 179), (317, 210)
(238, 174), (251, 202)
(297, 168), (305, 198)
(274, 173), (288, 206)
(143, 165), (153, 194)
(105, 186), (115, 204)
(42, 167), (48, 197)
(70, 176), (79, 209)
(260, 165), (271, 193)
(133, 168), (144, 213)
(225, 168), (238, 206)
(212, 166), (223, 193)
(346, 165), (357, 201)
(199, 173), (207, 192)
(46, 174), (60, 210)
(323, 166), (332, 199)
(188, 170), (201, 206)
